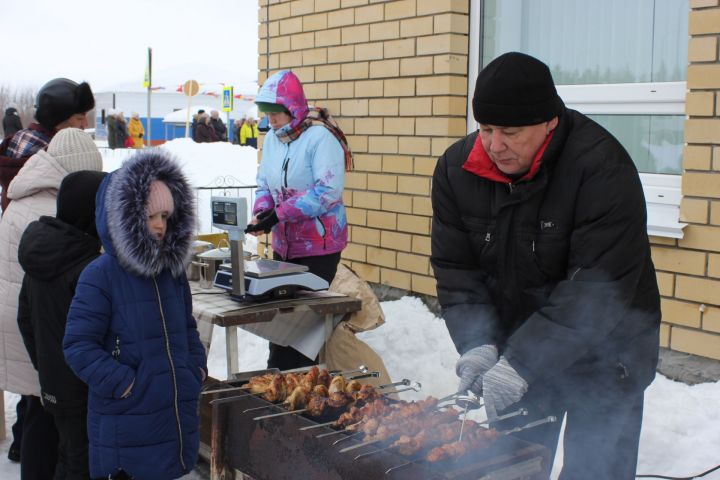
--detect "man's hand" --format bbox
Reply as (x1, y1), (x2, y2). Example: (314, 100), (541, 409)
(244, 209), (279, 235)
(456, 344), (498, 396)
(482, 357), (528, 420)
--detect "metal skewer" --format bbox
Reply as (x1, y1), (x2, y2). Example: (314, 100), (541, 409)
(331, 365), (368, 376)
(254, 408), (307, 420)
(338, 438), (382, 453)
(500, 415), (557, 435)
(381, 381), (422, 395)
(316, 425), (360, 439)
(331, 431), (362, 445)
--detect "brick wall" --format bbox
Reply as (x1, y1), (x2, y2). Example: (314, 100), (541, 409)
(258, 0), (469, 296)
(650, 0), (720, 360)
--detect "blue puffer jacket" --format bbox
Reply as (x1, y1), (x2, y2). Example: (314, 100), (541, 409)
(64, 151), (206, 480)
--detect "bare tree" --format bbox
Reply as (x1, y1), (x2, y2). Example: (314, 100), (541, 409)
(0, 84), (36, 137)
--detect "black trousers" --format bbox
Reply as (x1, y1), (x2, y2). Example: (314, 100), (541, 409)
(52, 410), (89, 480)
(10, 395), (26, 451)
(492, 379), (645, 480)
(267, 251), (341, 371)
(21, 395), (59, 480)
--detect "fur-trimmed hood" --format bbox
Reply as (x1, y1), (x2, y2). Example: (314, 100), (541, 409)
(96, 150), (195, 278)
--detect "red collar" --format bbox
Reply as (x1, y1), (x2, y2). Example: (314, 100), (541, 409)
(462, 131), (554, 183)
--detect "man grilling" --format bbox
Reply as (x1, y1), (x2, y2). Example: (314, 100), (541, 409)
(431, 52), (660, 480)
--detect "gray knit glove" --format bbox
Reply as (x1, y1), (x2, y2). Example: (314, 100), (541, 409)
(456, 344), (498, 395)
(482, 356), (528, 420)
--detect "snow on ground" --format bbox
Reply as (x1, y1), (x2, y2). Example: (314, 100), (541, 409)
(0, 140), (718, 479)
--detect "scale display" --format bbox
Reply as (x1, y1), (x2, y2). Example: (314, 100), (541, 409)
(212, 199), (238, 226)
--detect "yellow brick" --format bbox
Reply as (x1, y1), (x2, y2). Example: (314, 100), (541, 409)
(398, 175), (430, 195)
(291, 0), (315, 16)
(316, 0), (341, 12)
(278, 52), (298, 68)
(683, 145), (713, 170)
(370, 21), (400, 41)
(400, 17), (434, 37)
(709, 253), (720, 278)
(343, 190), (352, 206)
(417, 33), (468, 55)
(315, 28), (342, 47)
(686, 91), (715, 117)
(413, 196), (432, 216)
(315, 65), (340, 82)
(341, 99), (369, 116)
(355, 4), (384, 24)
(342, 0), (370, 7)
(659, 323), (670, 348)
(291, 67), (315, 83)
(412, 234), (431, 255)
(682, 173), (720, 199)
(354, 42), (384, 61)
(328, 8), (355, 28)
(351, 261), (380, 283)
(675, 275), (720, 304)
(399, 136), (431, 155)
(343, 242), (367, 262)
(714, 146), (720, 171)
(398, 214), (431, 234)
(303, 82), (328, 100)
(369, 98), (399, 115)
(369, 247), (397, 268)
(413, 274), (437, 296)
(416, 117), (467, 136)
(671, 327), (720, 360)
(414, 156), (437, 175)
(259, 22), (268, 39)
(689, 36), (718, 62)
(381, 230), (412, 250)
(354, 118), (383, 135)
(692, 0), (719, 7)
(384, 38), (416, 58)
(680, 198), (709, 223)
(353, 191), (382, 209)
(354, 79), (384, 98)
(705, 305), (720, 333)
(384, 117), (415, 135)
(291, 31), (315, 50)
(324, 99), (341, 113)
(399, 97), (432, 116)
(432, 137), (461, 156)
(381, 193), (413, 213)
(267, 20), (279, 38)
(303, 48), (329, 66)
(268, 2), (291, 20)
(352, 226), (381, 246)
(269, 35), (291, 53)
(417, 75), (467, 95)
(397, 252), (430, 274)
(400, 57), (434, 76)
(381, 268), (411, 289)
(656, 271), (675, 296)
(688, 64), (720, 89)
(346, 207), (367, 225)
(367, 173), (398, 192)
(302, 13), (327, 32)
(258, 55), (268, 71)
(336, 117), (354, 135)
(382, 155), (414, 174)
(662, 298), (702, 328)
(367, 211), (397, 230)
(383, 78), (416, 97)
(712, 201), (720, 225)
(347, 135), (368, 153)
(417, 0), (468, 14)
(369, 59), (400, 78)
(651, 246), (707, 275)
(326, 45), (354, 63)
(433, 96), (468, 116)
(369, 136), (399, 154)
(689, 9), (720, 34)
(434, 13), (469, 34)
(650, 235), (677, 246)
(342, 25), (370, 44)
(385, 0), (417, 20)
(280, 16), (304, 35)
(266, 53), (278, 69)
(328, 81), (355, 99)
(345, 171), (368, 189)
(434, 54), (468, 74)
(341, 62), (370, 80)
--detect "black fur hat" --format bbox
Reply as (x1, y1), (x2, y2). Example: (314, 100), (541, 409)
(35, 78), (95, 130)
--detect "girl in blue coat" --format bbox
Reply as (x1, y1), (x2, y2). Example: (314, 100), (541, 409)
(63, 151), (207, 480)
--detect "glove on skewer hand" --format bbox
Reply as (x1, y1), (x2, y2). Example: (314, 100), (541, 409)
(456, 344), (498, 396)
(482, 356), (528, 420)
(244, 208), (279, 234)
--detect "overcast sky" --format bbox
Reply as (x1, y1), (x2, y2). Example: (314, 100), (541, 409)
(3, 0), (259, 93)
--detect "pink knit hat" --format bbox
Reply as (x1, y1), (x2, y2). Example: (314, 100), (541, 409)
(146, 180), (174, 215)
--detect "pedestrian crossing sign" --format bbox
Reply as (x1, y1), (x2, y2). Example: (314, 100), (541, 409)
(222, 86), (233, 112)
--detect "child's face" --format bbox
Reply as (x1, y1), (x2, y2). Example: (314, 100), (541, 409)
(147, 211), (169, 242)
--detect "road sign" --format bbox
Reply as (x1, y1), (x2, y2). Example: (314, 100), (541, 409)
(183, 80), (200, 97)
(222, 86), (234, 112)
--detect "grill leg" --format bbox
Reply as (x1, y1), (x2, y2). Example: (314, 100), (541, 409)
(211, 402), (234, 480)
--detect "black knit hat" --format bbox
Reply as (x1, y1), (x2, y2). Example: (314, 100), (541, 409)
(472, 52), (563, 127)
(56, 170), (107, 239)
(35, 78), (95, 130)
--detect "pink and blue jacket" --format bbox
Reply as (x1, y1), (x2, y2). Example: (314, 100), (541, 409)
(254, 70), (347, 259)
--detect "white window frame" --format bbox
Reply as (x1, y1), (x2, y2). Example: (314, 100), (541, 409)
(467, 0), (687, 239)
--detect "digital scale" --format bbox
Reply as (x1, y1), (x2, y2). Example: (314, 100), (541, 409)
(210, 196), (330, 301)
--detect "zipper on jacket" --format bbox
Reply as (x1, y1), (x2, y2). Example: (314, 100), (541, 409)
(282, 156), (290, 188)
(508, 182), (514, 193)
(484, 232), (492, 242)
(152, 277), (187, 473)
(111, 336), (120, 360)
(318, 217), (327, 249)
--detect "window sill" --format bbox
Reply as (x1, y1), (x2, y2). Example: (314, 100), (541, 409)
(642, 173), (686, 239)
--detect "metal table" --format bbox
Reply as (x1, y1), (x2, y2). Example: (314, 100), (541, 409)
(190, 282), (362, 376)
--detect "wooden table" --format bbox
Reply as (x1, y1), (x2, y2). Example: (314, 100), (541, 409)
(190, 282), (361, 376)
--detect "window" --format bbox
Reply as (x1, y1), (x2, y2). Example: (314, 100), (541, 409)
(467, 0), (689, 237)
